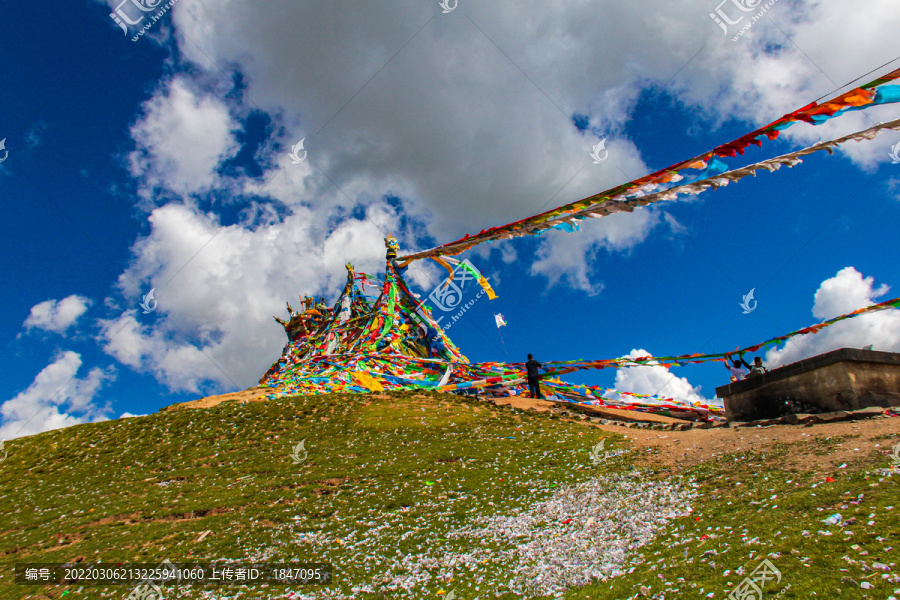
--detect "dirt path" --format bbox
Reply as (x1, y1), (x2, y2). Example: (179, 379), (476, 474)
(161, 387), (270, 411)
(485, 395), (899, 473)
(596, 417), (899, 473)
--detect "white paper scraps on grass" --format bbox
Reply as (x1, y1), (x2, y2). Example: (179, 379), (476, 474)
(361, 472), (697, 598)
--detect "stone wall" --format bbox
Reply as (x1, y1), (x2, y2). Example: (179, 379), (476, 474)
(715, 348), (900, 422)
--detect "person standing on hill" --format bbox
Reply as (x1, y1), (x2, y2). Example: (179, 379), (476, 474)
(525, 354), (544, 399)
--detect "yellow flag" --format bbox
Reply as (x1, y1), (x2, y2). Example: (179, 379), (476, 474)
(352, 371), (384, 392)
(477, 276), (498, 300)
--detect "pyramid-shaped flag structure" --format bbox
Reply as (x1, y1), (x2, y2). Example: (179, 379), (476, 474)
(259, 237), (467, 390)
(257, 237), (723, 420)
(350, 257), (466, 361)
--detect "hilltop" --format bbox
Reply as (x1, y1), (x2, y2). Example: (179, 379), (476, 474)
(0, 391), (897, 599)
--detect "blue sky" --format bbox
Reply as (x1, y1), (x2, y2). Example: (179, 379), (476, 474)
(3, 0), (900, 438)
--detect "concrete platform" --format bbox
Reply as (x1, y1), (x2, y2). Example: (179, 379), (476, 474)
(715, 348), (900, 422)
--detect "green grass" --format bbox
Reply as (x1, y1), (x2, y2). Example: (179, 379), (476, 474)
(0, 391), (897, 599)
(573, 444), (900, 598)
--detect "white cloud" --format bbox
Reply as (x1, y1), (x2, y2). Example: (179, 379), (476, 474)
(153, 0), (900, 279)
(887, 176), (900, 199)
(119, 412), (146, 419)
(694, 0), (900, 169)
(99, 201), (406, 393)
(811, 266), (890, 321)
(765, 267), (900, 367)
(23, 295), (92, 334)
(530, 208), (663, 293)
(127, 76), (239, 199)
(0, 351), (115, 440)
(24, 120), (46, 149)
(614, 348), (709, 405)
(98, 0), (900, 392)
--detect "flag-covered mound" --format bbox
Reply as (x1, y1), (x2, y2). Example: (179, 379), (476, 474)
(258, 237), (724, 420)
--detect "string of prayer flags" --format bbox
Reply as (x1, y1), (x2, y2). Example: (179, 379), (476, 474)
(430, 256), (498, 300)
(398, 67), (900, 263)
(259, 236), (900, 421)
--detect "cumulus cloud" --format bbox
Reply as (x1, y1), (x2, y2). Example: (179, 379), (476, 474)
(693, 0), (900, 169)
(96, 0), (900, 392)
(99, 201), (408, 393)
(127, 76), (240, 199)
(23, 295), (92, 334)
(530, 209), (663, 293)
(0, 351), (115, 440)
(765, 267), (900, 367)
(149, 1), (673, 259)
(614, 348), (710, 405)
(167, 2), (900, 201)
(154, 0), (898, 280)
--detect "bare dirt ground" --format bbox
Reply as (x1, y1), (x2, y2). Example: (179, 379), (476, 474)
(492, 395), (899, 473)
(496, 395), (698, 423)
(162, 387), (271, 411)
(602, 418), (899, 473)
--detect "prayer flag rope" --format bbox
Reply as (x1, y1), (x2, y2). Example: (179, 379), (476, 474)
(260, 287), (899, 419)
(433, 256), (498, 299)
(398, 68), (900, 263)
(529, 295), (900, 375)
(261, 233), (899, 420)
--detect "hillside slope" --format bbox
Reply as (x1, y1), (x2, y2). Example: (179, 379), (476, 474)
(0, 392), (897, 599)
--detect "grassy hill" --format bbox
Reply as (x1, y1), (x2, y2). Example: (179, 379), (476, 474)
(0, 391), (898, 599)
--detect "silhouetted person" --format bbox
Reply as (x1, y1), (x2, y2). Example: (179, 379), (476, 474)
(525, 354), (543, 399)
